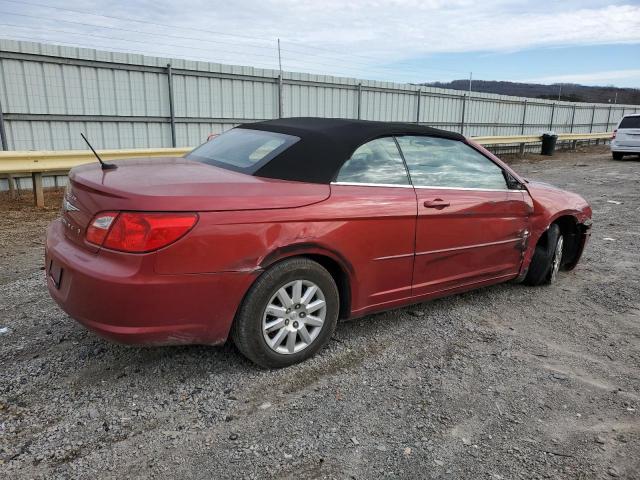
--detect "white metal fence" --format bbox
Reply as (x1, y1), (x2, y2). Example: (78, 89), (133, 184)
(1, 39), (638, 153)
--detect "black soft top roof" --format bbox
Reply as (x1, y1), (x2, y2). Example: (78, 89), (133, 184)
(240, 117), (465, 184)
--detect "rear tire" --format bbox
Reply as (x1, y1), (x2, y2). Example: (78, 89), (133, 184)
(231, 257), (339, 368)
(612, 152), (624, 160)
(524, 224), (563, 286)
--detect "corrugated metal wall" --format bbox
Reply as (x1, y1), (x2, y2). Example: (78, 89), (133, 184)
(0, 39), (638, 152)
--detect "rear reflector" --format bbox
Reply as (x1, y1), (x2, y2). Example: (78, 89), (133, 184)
(86, 212), (198, 253)
(86, 211), (118, 246)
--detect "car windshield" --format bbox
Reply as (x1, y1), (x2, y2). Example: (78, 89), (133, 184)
(185, 128), (300, 174)
(619, 116), (640, 129)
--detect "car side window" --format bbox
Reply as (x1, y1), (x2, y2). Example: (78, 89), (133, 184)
(336, 137), (410, 185)
(396, 136), (508, 190)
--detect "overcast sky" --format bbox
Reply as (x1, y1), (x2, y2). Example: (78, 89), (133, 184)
(1, 0), (639, 87)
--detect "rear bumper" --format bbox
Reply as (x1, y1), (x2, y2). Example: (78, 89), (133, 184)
(45, 220), (257, 345)
(611, 142), (640, 153)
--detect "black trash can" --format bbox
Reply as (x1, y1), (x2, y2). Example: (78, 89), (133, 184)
(541, 132), (558, 156)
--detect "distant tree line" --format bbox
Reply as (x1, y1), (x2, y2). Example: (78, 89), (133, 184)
(424, 80), (640, 104)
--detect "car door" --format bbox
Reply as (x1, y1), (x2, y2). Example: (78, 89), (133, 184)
(329, 136), (417, 313)
(395, 135), (529, 298)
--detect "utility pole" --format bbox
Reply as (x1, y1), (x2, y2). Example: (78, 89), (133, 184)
(468, 72), (472, 94)
(557, 85), (562, 101)
(0, 97), (8, 151)
(166, 64), (176, 148)
(277, 38), (283, 119)
(277, 38), (283, 75)
(614, 91), (618, 104)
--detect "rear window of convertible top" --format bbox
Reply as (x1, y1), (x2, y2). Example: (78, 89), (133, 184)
(186, 128), (300, 174)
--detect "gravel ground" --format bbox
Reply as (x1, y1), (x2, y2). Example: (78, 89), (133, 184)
(1, 146), (639, 479)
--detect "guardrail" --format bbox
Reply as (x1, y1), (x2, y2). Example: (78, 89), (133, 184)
(0, 148), (190, 207)
(0, 147), (191, 174)
(473, 131), (612, 144)
(1, 132), (612, 207)
(472, 132), (612, 152)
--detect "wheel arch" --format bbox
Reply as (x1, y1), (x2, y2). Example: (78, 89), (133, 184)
(540, 214), (583, 270)
(258, 244), (353, 319)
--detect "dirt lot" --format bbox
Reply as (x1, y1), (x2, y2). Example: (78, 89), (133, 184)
(1, 146), (639, 479)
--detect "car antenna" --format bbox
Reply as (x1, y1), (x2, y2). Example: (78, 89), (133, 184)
(80, 133), (117, 170)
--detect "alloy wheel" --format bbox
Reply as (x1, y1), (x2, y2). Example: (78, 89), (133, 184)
(550, 235), (564, 282)
(262, 280), (327, 354)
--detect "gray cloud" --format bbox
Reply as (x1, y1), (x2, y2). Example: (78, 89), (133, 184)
(0, 0), (638, 83)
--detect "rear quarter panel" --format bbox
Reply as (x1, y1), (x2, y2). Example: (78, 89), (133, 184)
(155, 184), (417, 313)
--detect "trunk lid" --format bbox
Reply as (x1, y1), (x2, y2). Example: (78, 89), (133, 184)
(616, 127), (640, 145)
(62, 157), (330, 251)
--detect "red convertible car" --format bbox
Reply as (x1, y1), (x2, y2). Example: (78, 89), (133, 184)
(46, 118), (592, 367)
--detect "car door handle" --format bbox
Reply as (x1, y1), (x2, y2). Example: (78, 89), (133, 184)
(423, 199), (450, 209)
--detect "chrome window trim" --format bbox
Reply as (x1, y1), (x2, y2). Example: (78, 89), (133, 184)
(331, 182), (519, 192)
(413, 185), (513, 193)
(331, 181), (414, 188)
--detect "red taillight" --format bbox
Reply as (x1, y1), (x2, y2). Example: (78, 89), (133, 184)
(612, 129), (617, 139)
(86, 212), (198, 253)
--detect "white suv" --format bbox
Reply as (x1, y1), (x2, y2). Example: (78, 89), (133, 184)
(611, 113), (640, 160)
